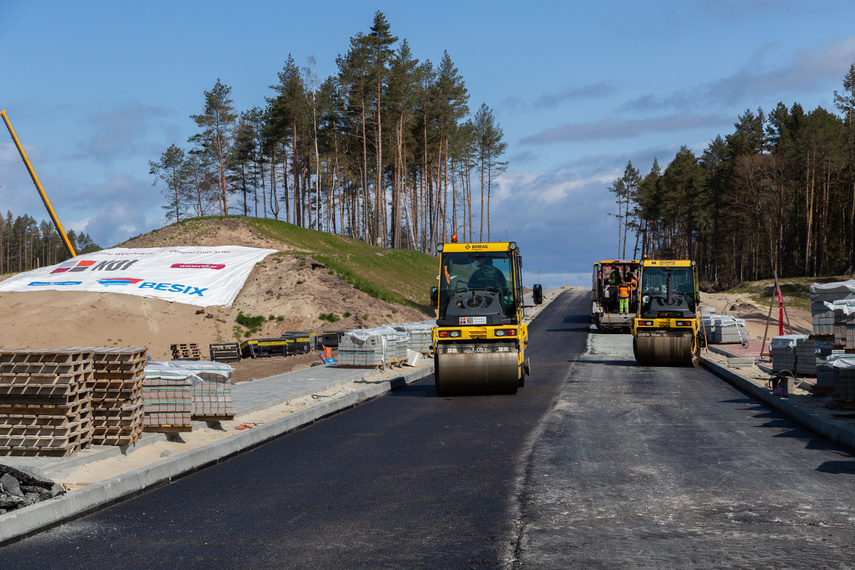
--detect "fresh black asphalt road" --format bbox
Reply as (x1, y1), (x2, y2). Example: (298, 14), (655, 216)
(4, 290), (855, 568)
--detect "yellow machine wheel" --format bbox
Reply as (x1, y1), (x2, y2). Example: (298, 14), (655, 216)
(633, 330), (699, 367)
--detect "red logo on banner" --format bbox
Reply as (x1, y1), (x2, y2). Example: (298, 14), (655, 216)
(170, 263), (226, 270)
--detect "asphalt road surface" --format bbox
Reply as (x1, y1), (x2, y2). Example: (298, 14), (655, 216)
(0, 291), (587, 568)
(515, 296), (855, 568)
(4, 290), (855, 568)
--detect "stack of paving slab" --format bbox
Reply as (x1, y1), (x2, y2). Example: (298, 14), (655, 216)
(338, 325), (407, 368)
(391, 320), (435, 354)
(827, 354), (855, 402)
(701, 314), (746, 344)
(811, 280), (855, 335)
(829, 299), (855, 347)
(0, 348), (95, 457)
(171, 361), (235, 420)
(84, 347), (147, 447)
(770, 335), (819, 375)
(141, 363), (197, 430)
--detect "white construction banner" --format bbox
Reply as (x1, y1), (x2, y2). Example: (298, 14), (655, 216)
(0, 246), (277, 307)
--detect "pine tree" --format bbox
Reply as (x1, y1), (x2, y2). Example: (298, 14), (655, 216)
(189, 79), (237, 215)
(149, 144), (188, 222)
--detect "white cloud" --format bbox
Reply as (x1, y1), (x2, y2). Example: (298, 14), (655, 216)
(520, 113), (729, 145)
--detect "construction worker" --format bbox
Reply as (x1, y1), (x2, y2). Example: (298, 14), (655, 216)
(626, 272), (638, 313)
(618, 280), (631, 314)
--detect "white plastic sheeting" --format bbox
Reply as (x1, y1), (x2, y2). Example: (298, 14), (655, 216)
(0, 246), (276, 307)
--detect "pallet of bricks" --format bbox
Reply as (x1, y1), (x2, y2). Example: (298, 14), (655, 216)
(79, 347), (146, 447)
(392, 320), (435, 355)
(810, 281), (855, 393)
(171, 342), (201, 360)
(827, 354), (855, 405)
(769, 335), (819, 376)
(701, 314), (746, 344)
(141, 363), (195, 432)
(166, 361), (235, 421)
(0, 348), (94, 457)
(338, 326), (404, 368)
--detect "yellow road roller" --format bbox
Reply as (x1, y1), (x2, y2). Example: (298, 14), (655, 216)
(430, 238), (542, 396)
(631, 258), (703, 367)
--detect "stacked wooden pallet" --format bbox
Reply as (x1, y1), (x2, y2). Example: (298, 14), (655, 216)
(170, 343), (201, 360)
(86, 347), (146, 446)
(0, 349), (95, 457)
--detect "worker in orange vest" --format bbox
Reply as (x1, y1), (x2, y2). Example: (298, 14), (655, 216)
(626, 272), (638, 313)
(618, 280), (631, 314)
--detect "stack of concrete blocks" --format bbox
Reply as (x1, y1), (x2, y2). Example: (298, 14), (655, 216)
(164, 361), (235, 421)
(0, 348), (95, 456)
(142, 364), (196, 429)
(794, 337), (819, 376)
(391, 320), (435, 354)
(701, 315), (746, 344)
(770, 335), (804, 373)
(386, 327), (410, 364)
(811, 281), (855, 335)
(85, 347), (147, 447)
(337, 326), (406, 367)
(829, 354), (855, 402)
(828, 299), (855, 347)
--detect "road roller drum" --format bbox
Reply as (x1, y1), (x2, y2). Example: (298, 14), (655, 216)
(435, 343), (521, 396)
(633, 329), (699, 367)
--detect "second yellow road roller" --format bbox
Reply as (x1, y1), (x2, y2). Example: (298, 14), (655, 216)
(631, 258), (704, 367)
(430, 237), (542, 396)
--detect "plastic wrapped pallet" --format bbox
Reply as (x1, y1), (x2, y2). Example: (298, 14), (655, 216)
(701, 315), (746, 344)
(391, 320), (435, 353)
(142, 363), (200, 429)
(829, 354), (855, 401)
(811, 281), (855, 335)
(827, 300), (855, 346)
(337, 326), (403, 367)
(770, 335), (805, 372)
(794, 337), (818, 376)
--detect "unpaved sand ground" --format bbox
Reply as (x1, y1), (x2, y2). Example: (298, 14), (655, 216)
(700, 290), (813, 341)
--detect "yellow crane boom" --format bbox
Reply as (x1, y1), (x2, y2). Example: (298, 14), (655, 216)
(1, 109), (76, 258)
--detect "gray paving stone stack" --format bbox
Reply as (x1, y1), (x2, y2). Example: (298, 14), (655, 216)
(701, 315), (746, 344)
(142, 365), (195, 430)
(830, 354), (855, 402)
(391, 320), (435, 353)
(811, 281), (855, 335)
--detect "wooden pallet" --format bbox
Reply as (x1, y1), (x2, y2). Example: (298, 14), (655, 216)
(143, 424), (193, 433)
(0, 348), (94, 365)
(192, 414), (235, 422)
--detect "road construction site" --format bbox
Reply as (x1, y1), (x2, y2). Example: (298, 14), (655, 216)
(1, 288), (854, 552)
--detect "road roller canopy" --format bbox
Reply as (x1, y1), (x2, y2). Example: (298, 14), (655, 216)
(638, 263), (699, 318)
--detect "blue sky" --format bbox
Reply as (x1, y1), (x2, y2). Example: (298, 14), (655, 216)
(2, 0), (855, 288)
